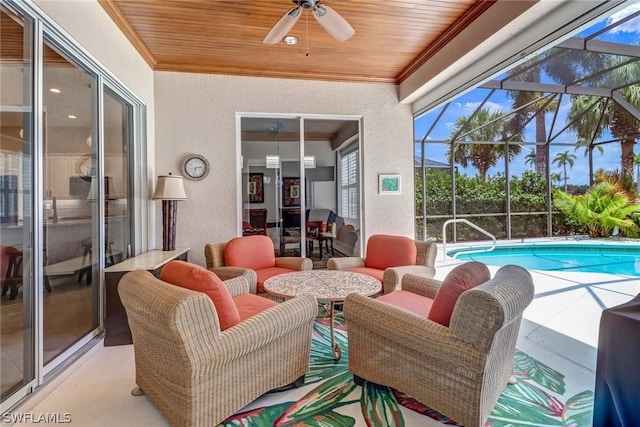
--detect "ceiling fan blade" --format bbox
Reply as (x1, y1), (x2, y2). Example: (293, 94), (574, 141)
(263, 7), (302, 44)
(312, 4), (355, 42)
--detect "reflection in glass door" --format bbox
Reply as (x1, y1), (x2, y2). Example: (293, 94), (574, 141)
(240, 116), (362, 260)
(0, 5), (35, 403)
(104, 88), (133, 262)
(1, 2), (140, 409)
(41, 40), (99, 365)
(241, 117), (302, 256)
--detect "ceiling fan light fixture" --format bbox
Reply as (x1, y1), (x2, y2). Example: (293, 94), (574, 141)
(264, 0), (354, 45)
(283, 35), (298, 45)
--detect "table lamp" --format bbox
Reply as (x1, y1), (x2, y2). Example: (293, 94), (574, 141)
(152, 173), (187, 251)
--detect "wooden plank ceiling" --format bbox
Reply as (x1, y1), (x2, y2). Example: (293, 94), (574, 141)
(98, 0), (495, 84)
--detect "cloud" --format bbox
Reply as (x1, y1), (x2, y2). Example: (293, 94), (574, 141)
(456, 101), (506, 114)
(607, 3), (640, 33)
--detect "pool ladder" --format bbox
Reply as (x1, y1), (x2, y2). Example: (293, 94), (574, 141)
(442, 219), (496, 261)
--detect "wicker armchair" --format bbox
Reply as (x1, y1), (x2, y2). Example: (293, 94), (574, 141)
(204, 235), (312, 297)
(327, 234), (437, 294)
(119, 270), (317, 427)
(343, 264), (535, 427)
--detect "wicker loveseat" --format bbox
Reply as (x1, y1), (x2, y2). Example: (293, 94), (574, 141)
(119, 268), (317, 427)
(343, 263), (535, 427)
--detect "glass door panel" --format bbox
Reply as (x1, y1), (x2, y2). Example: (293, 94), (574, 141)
(103, 88), (132, 261)
(0, 5), (35, 402)
(274, 119), (301, 256)
(41, 39), (99, 365)
(240, 117), (301, 256)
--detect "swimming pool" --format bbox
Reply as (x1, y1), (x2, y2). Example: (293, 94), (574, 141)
(450, 242), (640, 276)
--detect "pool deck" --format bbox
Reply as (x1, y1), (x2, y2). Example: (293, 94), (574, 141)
(436, 238), (640, 398)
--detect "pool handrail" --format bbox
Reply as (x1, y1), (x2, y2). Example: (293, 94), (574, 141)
(442, 219), (497, 260)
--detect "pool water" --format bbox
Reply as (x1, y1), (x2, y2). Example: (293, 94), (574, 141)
(451, 243), (640, 276)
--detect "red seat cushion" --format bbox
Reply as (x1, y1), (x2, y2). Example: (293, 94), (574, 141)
(364, 235), (417, 270)
(348, 267), (384, 283)
(428, 262), (491, 327)
(224, 235), (275, 271)
(377, 290), (434, 318)
(160, 260), (240, 331)
(233, 293), (278, 322)
(256, 267), (296, 293)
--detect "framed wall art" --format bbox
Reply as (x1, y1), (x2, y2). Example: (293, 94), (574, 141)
(283, 177), (301, 207)
(379, 174), (401, 194)
(248, 173), (264, 203)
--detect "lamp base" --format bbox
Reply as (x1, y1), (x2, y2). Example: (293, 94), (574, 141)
(162, 200), (178, 251)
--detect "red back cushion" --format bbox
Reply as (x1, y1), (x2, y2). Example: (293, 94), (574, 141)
(364, 235), (417, 270)
(160, 260), (240, 331)
(428, 262), (490, 327)
(224, 235), (275, 271)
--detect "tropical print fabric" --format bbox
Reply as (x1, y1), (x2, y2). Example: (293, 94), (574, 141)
(221, 317), (594, 426)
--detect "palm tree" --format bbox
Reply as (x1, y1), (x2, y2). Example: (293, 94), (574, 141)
(524, 149), (537, 170)
(505, 49), (587, 175)
(561, 57), (640, 178)
(550, 172), (562, 187)
(447, 108), (523, 181)
(552, 150), (576, 192)
(574, 139), (604, 158)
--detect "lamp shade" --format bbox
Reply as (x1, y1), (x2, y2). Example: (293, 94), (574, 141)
(152, 174), (187, 200)
(87, 176), (117, 200)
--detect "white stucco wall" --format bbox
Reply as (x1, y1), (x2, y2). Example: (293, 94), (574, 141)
(154, 72), (415, 267)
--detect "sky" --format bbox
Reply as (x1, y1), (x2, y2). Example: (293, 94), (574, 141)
(414, 1), (640, 186)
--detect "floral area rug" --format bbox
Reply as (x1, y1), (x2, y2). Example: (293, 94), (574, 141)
(220, 316), (594, 426)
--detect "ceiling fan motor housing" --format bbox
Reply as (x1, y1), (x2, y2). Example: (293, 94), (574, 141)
(294, 0), (318, 9)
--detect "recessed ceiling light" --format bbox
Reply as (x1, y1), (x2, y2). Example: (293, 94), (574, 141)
(67, 115), (77, 119)
(49, 88), (61, 93)
(282, 35), (298, 45)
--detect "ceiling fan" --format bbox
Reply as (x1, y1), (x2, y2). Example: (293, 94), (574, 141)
(263, 0), (355, 44)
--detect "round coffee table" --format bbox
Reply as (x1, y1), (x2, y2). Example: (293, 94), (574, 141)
(264, 270), (381, 360)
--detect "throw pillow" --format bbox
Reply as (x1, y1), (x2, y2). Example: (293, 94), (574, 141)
(224, 235), (276, 271)
(365, 235), (417, 270)
(160, 260), (240, 331)
(428, 261), (490, 327)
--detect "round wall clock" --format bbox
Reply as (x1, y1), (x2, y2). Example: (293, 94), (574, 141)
(182, 154), (210, 181)
(77, 156), (93, 179)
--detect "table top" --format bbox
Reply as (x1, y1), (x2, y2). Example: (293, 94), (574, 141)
(104, 247), (189, 273)
(263, 270), (381, 302)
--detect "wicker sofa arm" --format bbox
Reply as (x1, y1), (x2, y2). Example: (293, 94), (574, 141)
(344, 293), (465, 357)
(382, 265), (437, 294)
(415, 241), (438, 268)
(327, 257), (365, 270)
(223, 276), (250, 297)
(206, 294), (318, 367)
(275, 257), (313, 271)
(450, 265), (534, 349)
(209, 267), (257, 294)
(204, 242), (227, 269)
(398, 273), (441, 298)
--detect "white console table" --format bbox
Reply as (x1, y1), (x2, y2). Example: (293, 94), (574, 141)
(104, 248), (190, 346)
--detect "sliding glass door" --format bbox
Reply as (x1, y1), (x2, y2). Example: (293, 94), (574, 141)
(0, 4), (35, 403)
(239, 115), (362, 259)
(41, 38), (100, 365)
(1, 0), (141, 409)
